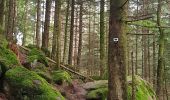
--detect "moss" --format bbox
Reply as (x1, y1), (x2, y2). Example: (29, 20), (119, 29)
(32, 64), (52, 83)
(27, 48), (48, 67)
(86, 87), (108, 100)
(52, 70), (72, 85)
(0, 34), (8, 48)
(5, 66), (65, 100)
(86, 76), (156, 100)
(0, 46), (20, 71)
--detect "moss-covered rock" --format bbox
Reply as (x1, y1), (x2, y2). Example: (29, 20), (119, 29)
(27, 48), (48, 67)
(85, 76), (156, 100)
(0, 46), (20, 71)
(31, 63), (52, 83)
(52, 70), (72, 85)
(5, 66), (65, 100)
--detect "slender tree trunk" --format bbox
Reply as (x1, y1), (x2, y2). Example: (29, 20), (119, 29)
(100, 0), (105, 77)
(131, 52), (135, 100)
(153, 34), (156, 89)
(63, 0), (70, 64)
(36, 0), (41, 48)
(0, 0), (4, 32)
(156, 0), (165, 99)
(68, 0), (75, 65)
(51, 0), (61, 68)
(108, 0), (127, 99)
(22, 0), (28, 46)
(77, 2), (83, 67)
(42, 0), (52, 49)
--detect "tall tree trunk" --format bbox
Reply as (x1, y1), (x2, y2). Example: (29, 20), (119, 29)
(36, 0), (41, 48)
(63, 0), (70, 64)
(108, 0), (127, 99)
(51, 0), (61, 68)
(0, 0), (4, 33)
(77, 2), (83, 67)
(156, 0), (165, 99)
(100, 0), (105, 77)
(22, 0), (28, 46)
(42, 0), (52, 49)
(6, 0), (15, 41)
(68, 0), (75, 65)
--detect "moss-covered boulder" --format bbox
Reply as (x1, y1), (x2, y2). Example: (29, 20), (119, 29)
(85, 76), (156, 100)
(0, 46), (20, 72)
(27, 48), (48, 67)
(5, 66), (65, 100)
(52, 70), (72, 85)
(31, 63), (52, 83)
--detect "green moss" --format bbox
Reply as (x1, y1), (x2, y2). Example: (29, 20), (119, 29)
(0, 34), (8, 48)
(0, 46), (20, 71)
(32, 64), (52, 83)
(87, 87), (108, 100)
(27, 48), (48, 67)
(52, 70), (72, 85)
(5, 66), (65, 100)
(86, 76), (156, 100)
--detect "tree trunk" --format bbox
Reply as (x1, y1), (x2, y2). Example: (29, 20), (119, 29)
(77, 2), (83, 67)
(36, 0), (41, 48)
(108, 0), (127, 100)
(100, 0), (105, 77)
(51, 0), (61, 68)
(22, 0), (28, 46)
(0, 0), (4, 32)
(68, 0), (75, 65)
(156, 0), (165, 99)
(63, 0), (70, 64)
(42, 0), (52, 49)
(6, 0), (15, 41)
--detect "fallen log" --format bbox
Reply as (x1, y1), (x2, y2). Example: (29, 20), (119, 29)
(19, 46), (94, 81)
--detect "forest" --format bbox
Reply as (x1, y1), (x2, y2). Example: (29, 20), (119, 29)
(0, 0), (169, 100)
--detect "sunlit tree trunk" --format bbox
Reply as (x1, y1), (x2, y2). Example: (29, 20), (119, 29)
(36, 0), (41, 48)
(77, 2), (83, 67)
(63, 0), (70, 64)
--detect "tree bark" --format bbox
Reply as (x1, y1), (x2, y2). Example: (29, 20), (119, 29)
(100, 0), (105, 77)
(108, 0), (127, 99)
(6, 0), (15, 41)
(42, 0), (52, 49)
(63, 0), (70, 64)
(36, 0), (41, 48)
(77, 2), (83, 67)
(68, 0), (75, 65)
(0, 0), (4, 32)
(156, 0), (165, 99)
(51, 0), (61, 68)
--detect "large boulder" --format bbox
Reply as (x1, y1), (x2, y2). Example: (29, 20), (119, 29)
(84, 76), (156, 100)
(4, 66), (65, 100)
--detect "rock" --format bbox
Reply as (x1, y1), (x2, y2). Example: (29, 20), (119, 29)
(4, 66), (65, 100)
(84, 76), (157, 100)
(27, 48), (49, 67)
